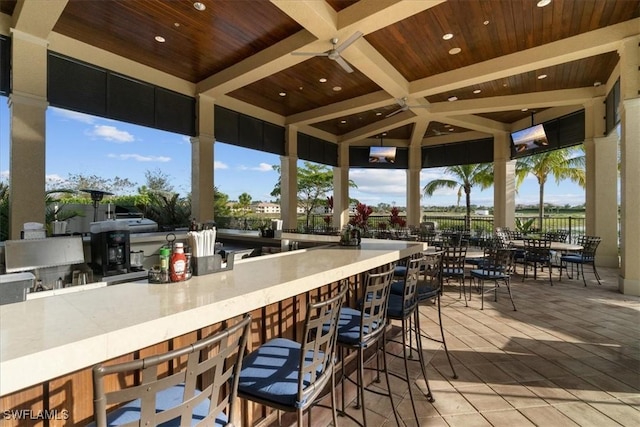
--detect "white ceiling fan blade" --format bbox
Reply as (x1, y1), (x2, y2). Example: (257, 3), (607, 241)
(334, 56), (354, 73)
(386, 108), (404, 118)
(334, 31), (363, 54)
(291, 51), (329, 57)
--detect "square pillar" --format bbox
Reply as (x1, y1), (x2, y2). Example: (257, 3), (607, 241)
(191, 95), (215, 222)
(493, 132), (515, 230)
(333, 143), (350, 229)
(406, 142), (422, 227)
(280, 126), (298, 229)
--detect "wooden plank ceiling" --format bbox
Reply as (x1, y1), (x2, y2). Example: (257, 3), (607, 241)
(2, 0), (639, 146)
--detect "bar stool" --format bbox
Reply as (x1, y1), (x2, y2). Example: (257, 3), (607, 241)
(334, 263), (400, 427)
(414, 250), (458, 379)
(237, 281), (348, 427)
(386, 255), (435, 422)
(90, 314), (252, 427)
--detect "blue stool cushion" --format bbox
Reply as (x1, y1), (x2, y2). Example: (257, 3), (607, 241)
(443, 268), (464, 277)
(416, 285), (438, 301)
(386, 294), (416, 318)
(470, 269), (508, 280)
(238, 338), (322, 409)
(389, 280), (404, 295)
(561, 255), (589, 263)
(334, 307), (379, 346)
(88, 384), (221, 427)
(394, 265), (407, 277)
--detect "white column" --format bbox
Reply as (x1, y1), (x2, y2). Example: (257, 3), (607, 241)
(8, 30), (49, 239)
(280, 126), (298, 229)
(618, 37), (640, 295)
(406, 142), (422, 227)
(190, 95), (215, 223)
(493, 132), (515, 230)
(583, 99), (619, 268)
(333, 143), (350, 230)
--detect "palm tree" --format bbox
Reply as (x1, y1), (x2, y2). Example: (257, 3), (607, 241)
(515, 146), (585, 230)
(423, 163), (493, 230)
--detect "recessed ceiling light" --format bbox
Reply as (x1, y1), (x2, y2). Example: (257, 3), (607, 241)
(448, 47), (462, 55)
(483, 20), (490, 25)
(537, 0), (551, 7)
(279, 92), (286, 97)
(521, 108), (529, 112)
(193, 2), (206, 11)
(154, 36), (166, 43)
(449, 128), (455, 132)
(174, 22), (180, 27)
(444, 124), (451, 128)
(473, 89), (481, 94)
(537, 74), (547, 80)
(340, 120), (347, 124)
(594, 81), (602, 87)
(376, 112), (382, 116)
(442, 33), (453, 40)
(333, 86), (342, 92)
(448, 96), (458, 102)
(319, 78), (327, 83)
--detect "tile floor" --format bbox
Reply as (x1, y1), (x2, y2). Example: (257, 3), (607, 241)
(330, 265), (640, 426)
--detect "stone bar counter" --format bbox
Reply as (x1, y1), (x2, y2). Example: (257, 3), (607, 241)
(0, 237), (424, 426)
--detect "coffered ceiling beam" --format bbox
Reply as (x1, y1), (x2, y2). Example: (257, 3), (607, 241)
(197, 31), (318, 96)
(339, 0), (445, 35)
(433, 114), (508, 135)
(410, 18), (640, 98)
(287, 90), (392, 125)
(429, 88), (603, 116)
(11, 0), (67, 39)
(339, 111), (416, 145)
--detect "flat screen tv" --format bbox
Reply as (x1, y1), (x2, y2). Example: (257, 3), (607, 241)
(369, 146), (397, 163)
(511, 124), (549, 154)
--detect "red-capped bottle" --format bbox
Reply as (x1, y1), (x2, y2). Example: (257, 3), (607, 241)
(170, 243), (187, 282)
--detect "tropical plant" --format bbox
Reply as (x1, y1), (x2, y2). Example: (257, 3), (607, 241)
(515, 146), (585, 230)
(349, 203), (373, 232)
(422, 163), (493, 230)
(271, 161), (357, 229)
(143, 191), (191, 230)
(388, 206), (406, 228)
(0, 182), (9, 241)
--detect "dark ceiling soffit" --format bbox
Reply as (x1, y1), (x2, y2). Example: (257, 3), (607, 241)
(47, 51), (196, 136)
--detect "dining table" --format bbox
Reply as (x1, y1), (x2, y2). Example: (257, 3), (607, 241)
(509, 240), (583, 252)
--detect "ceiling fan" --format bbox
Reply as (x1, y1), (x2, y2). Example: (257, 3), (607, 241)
(292, 31), (363, 73)
(386, 97), (429, 117)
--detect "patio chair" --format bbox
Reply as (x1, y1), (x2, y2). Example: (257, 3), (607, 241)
(522, 238), (553, 285)
(559, 235), (602, 286)
(469, 248), (517, 311)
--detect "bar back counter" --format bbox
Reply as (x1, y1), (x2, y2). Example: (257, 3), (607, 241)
(0, 235), (424, 426)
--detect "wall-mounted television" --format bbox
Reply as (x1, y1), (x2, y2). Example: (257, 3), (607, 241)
(510, 124), (549, 155)
(368, 146), (397, 163)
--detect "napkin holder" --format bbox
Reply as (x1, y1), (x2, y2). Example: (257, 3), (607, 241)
(192, 252), (235, 276)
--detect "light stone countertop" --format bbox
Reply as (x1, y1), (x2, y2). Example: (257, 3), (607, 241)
(0, 238), (424, 396)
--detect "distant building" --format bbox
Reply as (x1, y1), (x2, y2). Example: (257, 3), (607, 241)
(253, 202), (280, 214)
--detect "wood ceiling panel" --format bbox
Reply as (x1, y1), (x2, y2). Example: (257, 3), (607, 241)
(477, 109), (549, 125)
(374, 125), (413, 141)
(228, 56), (381, 116)
(426, 52), (619, 105)
(311, 102), (400, 135)
(365, 0), (638, 82)
(424, 122), (470, 139)
(0, 1), (16, 16)
(54, 0), (301, 82)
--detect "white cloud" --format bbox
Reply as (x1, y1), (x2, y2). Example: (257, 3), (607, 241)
(0, 170), (8, 181)
(87, 125), (135, 143)
(108, 154), (171, 162)
(214, 161), (229, 170)
(50, 107), (96, 124)
(252, 163), (274, 172)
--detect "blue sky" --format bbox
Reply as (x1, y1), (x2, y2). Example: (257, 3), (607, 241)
(0, 99), (587, 208)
